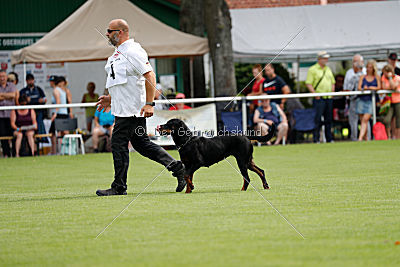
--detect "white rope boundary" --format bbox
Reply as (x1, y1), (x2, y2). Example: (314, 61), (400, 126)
(0, 90), (392, 110)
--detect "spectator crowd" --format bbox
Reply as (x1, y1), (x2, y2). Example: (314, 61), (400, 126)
(245, 52), (400, 144)
(1, 51), (399, 157)
(0, 70), (191, 157)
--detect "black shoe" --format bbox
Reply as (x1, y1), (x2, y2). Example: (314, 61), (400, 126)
(96, 188), (127, 196)
(168, 161), (187, 192)
(176, 177), (187, 192)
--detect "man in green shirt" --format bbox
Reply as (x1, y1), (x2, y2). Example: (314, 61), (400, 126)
(306, 51), (335, 143)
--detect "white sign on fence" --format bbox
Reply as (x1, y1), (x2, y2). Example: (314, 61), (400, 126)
(146, 103), (218, 146)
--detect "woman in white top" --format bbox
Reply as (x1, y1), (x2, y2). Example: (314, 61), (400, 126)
(49, 76), (73, 155)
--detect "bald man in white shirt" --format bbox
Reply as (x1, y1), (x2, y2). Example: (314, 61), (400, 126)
(96, 19), (186, 196)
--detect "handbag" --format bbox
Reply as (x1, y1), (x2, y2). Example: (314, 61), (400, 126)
(378, 96), (391, 116)
(373, 122), (388, 140)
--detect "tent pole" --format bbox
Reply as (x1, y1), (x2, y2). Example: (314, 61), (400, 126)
(23, 61), (27, 87)
(296, 55), (300, 93)
(189, 56), (194, 107)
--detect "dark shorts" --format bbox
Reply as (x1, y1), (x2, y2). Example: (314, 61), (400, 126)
(49, 114), (69, 133)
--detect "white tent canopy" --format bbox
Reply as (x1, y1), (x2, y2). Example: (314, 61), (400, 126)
(11, 0), (208, 64)
(231, 1), (400, 63)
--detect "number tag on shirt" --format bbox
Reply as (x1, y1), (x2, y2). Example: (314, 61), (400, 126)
(105, 56), (127, 88)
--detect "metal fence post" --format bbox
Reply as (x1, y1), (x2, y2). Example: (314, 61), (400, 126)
(371, 91), (377, 125)
(242, 97), (247, 134)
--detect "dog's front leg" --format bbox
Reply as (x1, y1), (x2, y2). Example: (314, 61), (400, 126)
(189, 174), (194, 190)
(185, 175), (193, 193)
(241, 178), (249, 191)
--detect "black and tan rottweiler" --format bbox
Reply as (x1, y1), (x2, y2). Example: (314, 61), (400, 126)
(158, 119), (276, 193)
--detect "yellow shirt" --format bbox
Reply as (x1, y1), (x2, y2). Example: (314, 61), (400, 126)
(306, 63), (335, 98)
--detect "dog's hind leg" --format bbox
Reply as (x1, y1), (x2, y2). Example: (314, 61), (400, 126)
(235, 157), (251, 191)
(248, 159), (269, 189)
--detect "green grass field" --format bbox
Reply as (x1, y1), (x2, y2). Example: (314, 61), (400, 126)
(0, 141), (399, 266)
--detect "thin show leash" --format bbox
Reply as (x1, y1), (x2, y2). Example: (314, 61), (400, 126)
(165, 129), (305, 239)
(224, 158), (305, 239)
(223, 26), (305, 109)
(95, 161), (174, 239)
(96, 131), (194, 238)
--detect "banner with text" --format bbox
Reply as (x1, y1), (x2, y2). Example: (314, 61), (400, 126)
(146, 103), (217, 146)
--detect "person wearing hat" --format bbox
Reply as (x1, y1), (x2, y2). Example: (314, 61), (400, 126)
(169, 93), (191, 110)
(387, 53), (400, 76)
(95, 19), (186, 196)
(306, 51), (336, 143)
(20, 74), (47, 139)
(48, 75), (57, 89)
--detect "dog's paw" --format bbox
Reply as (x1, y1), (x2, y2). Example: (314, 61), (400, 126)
(263, 184), (270, 190)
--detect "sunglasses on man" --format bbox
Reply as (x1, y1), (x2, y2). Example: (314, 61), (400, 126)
(107, 29), (120, 34)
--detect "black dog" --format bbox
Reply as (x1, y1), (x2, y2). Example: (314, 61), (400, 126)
(158, 119), (276, 193)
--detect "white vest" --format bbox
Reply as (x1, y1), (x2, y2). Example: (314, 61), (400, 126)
(105, 39), (153, 117)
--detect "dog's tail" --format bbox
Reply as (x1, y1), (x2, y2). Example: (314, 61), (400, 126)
(246, 123), (276, 142)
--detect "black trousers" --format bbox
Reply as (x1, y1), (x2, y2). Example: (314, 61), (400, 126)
(313, 98), (333, 143)
(0, 118), (12, 157)
(111, 116), (177, 192)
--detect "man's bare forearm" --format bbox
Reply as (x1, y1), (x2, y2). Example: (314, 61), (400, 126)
(0, 92), (16, 100)
(306, 84), (315, 93)
(143, 71), (156, 103)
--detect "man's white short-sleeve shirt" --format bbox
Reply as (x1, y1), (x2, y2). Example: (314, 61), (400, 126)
(105, 39), (153, 117)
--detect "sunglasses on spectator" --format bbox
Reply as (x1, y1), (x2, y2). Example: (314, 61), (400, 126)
(107, 29), (120, 34)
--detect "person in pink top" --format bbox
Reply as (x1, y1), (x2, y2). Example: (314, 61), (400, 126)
(10, 94), (37, 157)
(381, 64), (400, 139)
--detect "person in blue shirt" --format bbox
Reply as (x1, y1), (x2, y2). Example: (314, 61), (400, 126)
(20, 74), (47, 136)
(92, 90), (115, 153)
(253, 95), (288, 145)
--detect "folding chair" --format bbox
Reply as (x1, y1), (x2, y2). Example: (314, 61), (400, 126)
(292, 109), (316, 143)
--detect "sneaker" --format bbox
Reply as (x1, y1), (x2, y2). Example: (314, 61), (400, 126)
(96, 188), (127, 196)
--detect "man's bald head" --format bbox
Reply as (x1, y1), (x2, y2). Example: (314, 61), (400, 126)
(106, 19), (130, 47)
(109, 19), (129, 33)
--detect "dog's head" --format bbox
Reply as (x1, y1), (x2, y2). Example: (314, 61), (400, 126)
(157, 118), (188, 136)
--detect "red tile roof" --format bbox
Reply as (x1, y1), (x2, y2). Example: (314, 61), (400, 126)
(226, 0), (383, 9)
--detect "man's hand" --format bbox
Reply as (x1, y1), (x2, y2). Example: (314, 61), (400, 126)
(96, 95), (111, 112)
(140, 104), (154, 118)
